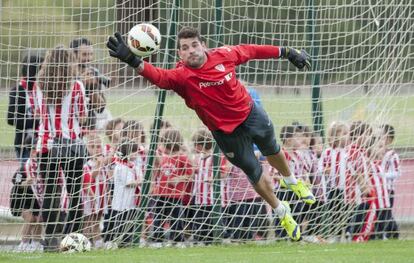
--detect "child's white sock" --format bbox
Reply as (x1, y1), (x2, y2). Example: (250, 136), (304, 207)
(283, 174), (298, 185)
(95, 239), (104, 248)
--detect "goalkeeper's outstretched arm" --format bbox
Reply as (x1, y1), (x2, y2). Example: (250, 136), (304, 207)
(107, 32), (312, 72)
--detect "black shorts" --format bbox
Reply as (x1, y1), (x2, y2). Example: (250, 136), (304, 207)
(212, 103), (280, 184)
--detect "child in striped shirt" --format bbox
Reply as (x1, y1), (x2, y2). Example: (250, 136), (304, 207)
(191, 128), (228, 244)
(380, 124), (400, 239)
(82, 133), (108, 248)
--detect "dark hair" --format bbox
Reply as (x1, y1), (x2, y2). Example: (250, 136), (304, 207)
(192, 128), (213, 151)
(21, 54), (44, 89)
(309, 132), (322, 148)
(105, 118), (124, 140)
(37, 45), (77, 103)
(117, 138), (139, 160)
(177, 27), (203, 49)
(122, 120), (146, 144)
(381, 124), (395, 141)
(69, 37), (92, 53)
(280, 125), (296, 145)
(161, 129), (183, 152)
(349, 121), (372, 142)
(292, 121), (311, 136)
(366, 136), (379, 157)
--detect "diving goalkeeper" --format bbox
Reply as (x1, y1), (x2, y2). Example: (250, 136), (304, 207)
(107, 26), (314, 241)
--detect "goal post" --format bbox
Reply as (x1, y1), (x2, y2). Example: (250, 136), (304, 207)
(133, 0), (181, 244)
(306, 0), (324, 138)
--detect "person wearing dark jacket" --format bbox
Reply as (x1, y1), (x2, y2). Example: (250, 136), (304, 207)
(7, 54), (44, 163)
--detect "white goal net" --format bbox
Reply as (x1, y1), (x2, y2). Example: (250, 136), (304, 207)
(0, 0), (413, 251)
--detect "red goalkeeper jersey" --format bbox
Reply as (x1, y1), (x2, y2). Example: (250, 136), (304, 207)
(141, 44), (281, 133)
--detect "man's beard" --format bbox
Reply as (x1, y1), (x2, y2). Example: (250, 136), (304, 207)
(187, 55), (203, 68)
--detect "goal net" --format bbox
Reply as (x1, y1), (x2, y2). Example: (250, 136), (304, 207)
(0, 0), (413, 250)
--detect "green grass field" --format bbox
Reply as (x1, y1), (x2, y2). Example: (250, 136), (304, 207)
(0, 240), (413, 263)
(1, 91), (413, 151)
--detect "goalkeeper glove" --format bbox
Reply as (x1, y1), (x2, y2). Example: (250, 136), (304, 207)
(107, 32), (142, 68)
(280, 47), (311, 70)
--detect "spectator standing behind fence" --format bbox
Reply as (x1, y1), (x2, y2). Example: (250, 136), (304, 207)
(380, 124), (400, 239)
(7, 54), (44, 164)
(34, 46), (88, 251)
(122, 120), (147, 170)
(70, 37), (111, 131)
(101, 117), (124, 245)
(225, 163), (268, 242)
(191, 128), (228, 245)
(308, 131), (326, 203)
(10, 138), (44, 252)
(151, 129), (193, 246)
(345, 121), (374, 241)
(107, 138), (141, 248)
(317, 122), (350, 240)
(366, 137), (392, 240)
(82, 133), (108, 248)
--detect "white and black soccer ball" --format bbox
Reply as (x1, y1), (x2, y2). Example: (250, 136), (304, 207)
(127, 23), (161, 58)
(59, 233), (91, 253)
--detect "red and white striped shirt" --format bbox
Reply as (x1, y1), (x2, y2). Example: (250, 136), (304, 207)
(319, 147), (348, 191)
(270, 149), (306, 189)
(220, 176), (229, 207)
(286, 150), (308, 182)
(35, 80), (87, 153)
(226, 165), (258, 202)
(305, 149), (326, 202)
(381, 149), (401, 191)
(369, 160), (390, 209)
(300, 149), (316, 175)
(23, 158), (44, 207)
(345, 144), (370, 205)
(82, 159), (109, 216)
(193, 153), (227, 206)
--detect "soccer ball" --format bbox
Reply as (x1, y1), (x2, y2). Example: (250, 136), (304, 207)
(127, 23), (161, 57)
(59, 233), (91, 253)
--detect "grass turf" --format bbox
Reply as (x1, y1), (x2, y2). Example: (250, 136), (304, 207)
(0, 240), (413, 263)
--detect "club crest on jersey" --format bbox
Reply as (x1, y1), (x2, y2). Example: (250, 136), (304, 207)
(215, 64), (225, 72)
(225, 152), (234, 158)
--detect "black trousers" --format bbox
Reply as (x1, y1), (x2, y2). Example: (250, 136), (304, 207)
(302, 200), (327, 236)
(103, 208), (116, 242)
(38, 140), (86, 237)
(227, 199), (267, 240)
(151, 197), (184, 242)
(386, 190), (399, 239)
(322, 188), (352, 237)
(113, 209), (138, 247)
(192, 205), (215, 243)
(346, 202), (370, 238)
(371, 208), (394, 240)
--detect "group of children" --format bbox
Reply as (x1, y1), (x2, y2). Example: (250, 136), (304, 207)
(277, 121), (400, 242)
(11, 116), (400, 251)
